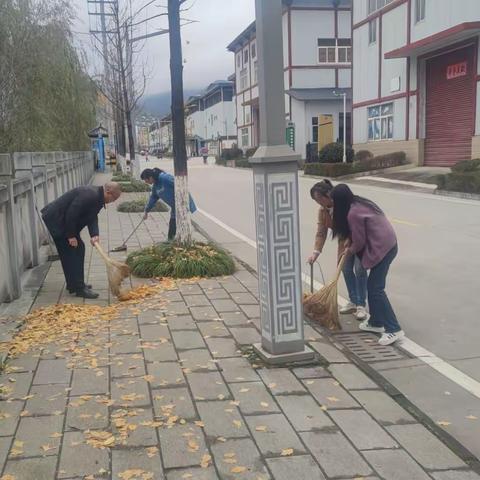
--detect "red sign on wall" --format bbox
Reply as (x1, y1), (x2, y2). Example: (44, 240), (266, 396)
(446, 61), (468, 80)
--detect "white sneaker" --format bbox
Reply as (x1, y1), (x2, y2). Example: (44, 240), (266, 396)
(378, 331), (405, 346)
(340, 302), (357, 314)
(359, 320), (385, 334)
(355, 306), (368, 321)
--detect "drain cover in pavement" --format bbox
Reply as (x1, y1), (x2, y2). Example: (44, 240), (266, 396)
(335, 332), (405, 362)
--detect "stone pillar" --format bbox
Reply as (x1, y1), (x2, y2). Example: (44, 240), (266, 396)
(45, 152), (58, 201)
(251, 0), (314, 364)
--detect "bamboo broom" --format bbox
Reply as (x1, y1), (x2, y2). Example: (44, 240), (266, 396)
(94, 242), (131, 298)
(303, 254), (348, 331)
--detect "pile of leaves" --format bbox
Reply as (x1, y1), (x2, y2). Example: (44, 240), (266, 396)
(126, 242), (236, 279)
(117, 199), (168, 213)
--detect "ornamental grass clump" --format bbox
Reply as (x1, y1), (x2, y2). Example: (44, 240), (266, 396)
(126, 242), (236, 279)
(117, 199), (168, 213)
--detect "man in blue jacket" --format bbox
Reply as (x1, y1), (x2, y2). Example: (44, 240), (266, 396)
(42, 182), (122, 298)
(140, 168), (196, 240)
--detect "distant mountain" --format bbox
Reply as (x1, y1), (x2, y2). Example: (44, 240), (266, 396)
(139, 89), (199, 118)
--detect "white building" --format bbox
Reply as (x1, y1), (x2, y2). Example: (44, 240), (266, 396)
(185, 80), (236, 156)
(352, 0), (480, 166)
(227, 0), (352, 160)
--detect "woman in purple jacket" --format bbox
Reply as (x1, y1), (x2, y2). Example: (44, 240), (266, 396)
(331, 184), (404, 346)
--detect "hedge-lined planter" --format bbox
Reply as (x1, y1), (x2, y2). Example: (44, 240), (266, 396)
(126, 242), (236, 278)
(117, 199), (168, 213)
(304, 151), (408, 177)
(433, 159), (480, 194)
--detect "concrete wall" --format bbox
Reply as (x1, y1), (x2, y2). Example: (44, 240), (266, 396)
(0, 151), (94, 304)
(353, 139), (424, 165)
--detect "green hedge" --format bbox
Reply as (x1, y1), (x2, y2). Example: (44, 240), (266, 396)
(117, 199), (168, 213)
(304, 151), (407, 177)
(434, 159), (480, 194)
(319, 142), (355, 163)
(119, 179), (151, 192)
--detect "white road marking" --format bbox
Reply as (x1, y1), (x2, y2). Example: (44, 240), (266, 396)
(198, 206), (480, 400)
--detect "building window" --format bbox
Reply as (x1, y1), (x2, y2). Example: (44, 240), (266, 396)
(253, 61), (258, 84)
(415, 0), (425, 22)
(369, 19), (377, 44)
(368, 0), (394, 14)
(318, 38), (351, 64)
(237, 53), (241, 68)
(251, 42), (256, 59)
(312, 117), (319, 144)
(240, 68), (248, 90)
(241, 128), (249, 147)
(243, 48), (249, 65)
(368, 103), (394, 141)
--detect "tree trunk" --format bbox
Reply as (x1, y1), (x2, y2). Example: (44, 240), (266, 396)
(168, 0), (192, 245)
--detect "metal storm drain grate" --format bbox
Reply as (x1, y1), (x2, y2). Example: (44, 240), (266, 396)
(335, 332), (405, 362)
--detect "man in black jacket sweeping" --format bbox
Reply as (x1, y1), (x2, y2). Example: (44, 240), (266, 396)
(42, 182), (122, 299)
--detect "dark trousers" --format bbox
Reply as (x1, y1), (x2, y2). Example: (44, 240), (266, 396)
(168, 215), (176, 241)
(52, 235), (86, 291)
(368, 244), (401, 334)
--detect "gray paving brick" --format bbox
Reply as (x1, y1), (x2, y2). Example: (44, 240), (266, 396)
(111, 408), (158, 447)
(167, 467), (219, 480)
(221, 281), (248, 293)
(168, 315), (197, 331)
(197, 321), (231, 337)
(171, 330), (206, 350)
(179, 284), (203, 295)
(34, 359), (70, 384)
(205, 289), (230, 300)
(310, 341), (349, 363)
(153, 387), (196, 420)
(0, 400), (23, 436)
(229, 327), (261, 345)
(432, 472), (480, 480)
(266, 455), (326, 480)
(139, 323), (171, 341)
(301, 431), (373, 478)
(5, 354), (39, 373)
(292, 366), (331, 379)
(363, 449), (431, 480)
(210, 298), (239, 312)
(387, 424), (466, 469)
(246, 414), (306, 456)
(211, 438), (270, 479)
(258, 369), (306, 395)
(178, 349), (218, 372)
(111, 353), (146, 378)
(158, 425), (209, 469)
(70, 367), (108, 395)
(138, 310), (162, 324)
(218, 357), (260, 383)
(15, 415), (64, 457)
(351, 390), (416, 425)
(147, 361), (186, 388)
(58, 431), (109, 478)
(277, 395), (334, 431)
(184, 294), (212, 307)
(230, 382), (281, 415)
(162, 290), (184, 301)
(110, 317), (139, 336)
(0, 436), (12, 467)
(240, 304), (260, 318)
(221, 311), (250, 327)
(198, 279), (222, 289)
(303, 324), (323, 341)
(24, 384), (67, 416)
(112, 447), (165, 479)
(66, 398), (108, 431)
(230, 292), (258, 305)
(3, 457), (57, 480)
(197, 401), (248, 438)
(329, 364), (378, 390)
(205, 337), (241, 358)
(329, 410), (397, 450)
(166, 302), (190, 316)
(187, 371), (230, 401)
(111, 377), (151, 407)
(190, 306), (219, 320)
(110, 334), (141, 354)
(144, 342), (178, 362)
(303, 377), (359, 409)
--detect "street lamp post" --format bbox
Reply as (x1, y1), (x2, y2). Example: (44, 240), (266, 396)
(334, 90), (347, 163)
(251, 0), (314, 364)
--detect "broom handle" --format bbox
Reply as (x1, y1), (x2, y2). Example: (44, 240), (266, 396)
(310, 263), (314, 294)
(94, 242), (111, 263)
(122, 218), (144, 245)
(335, 253), (348, 282)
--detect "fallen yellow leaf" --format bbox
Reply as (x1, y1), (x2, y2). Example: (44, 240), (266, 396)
(437, 421), (451, 426)
(200, 454), (212, 468)
(255, 426), (268, 432)
(233, 420), (242, 428)
(231, 466), (247, 474)
(281, 448), (294, 456)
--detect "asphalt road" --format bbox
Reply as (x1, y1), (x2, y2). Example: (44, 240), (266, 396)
(134, 155), (480, 458)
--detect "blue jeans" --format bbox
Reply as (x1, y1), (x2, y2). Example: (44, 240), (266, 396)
(343, 254), (367, 307)
(368, 244), (401, 333)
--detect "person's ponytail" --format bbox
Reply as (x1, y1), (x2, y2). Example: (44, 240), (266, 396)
(152, 168), (164, 180)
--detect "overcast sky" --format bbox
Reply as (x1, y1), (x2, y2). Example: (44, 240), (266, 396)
(73, 0), (255, 96)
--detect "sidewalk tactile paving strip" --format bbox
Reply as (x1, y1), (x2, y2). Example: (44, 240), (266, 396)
(335, 332), (406, 362)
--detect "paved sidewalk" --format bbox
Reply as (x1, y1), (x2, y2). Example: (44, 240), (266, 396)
(0, 174), (479, 480)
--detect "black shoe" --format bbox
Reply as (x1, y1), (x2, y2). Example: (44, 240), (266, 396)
(75, 288), (99, 299)
(68, 284), (92, 294)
